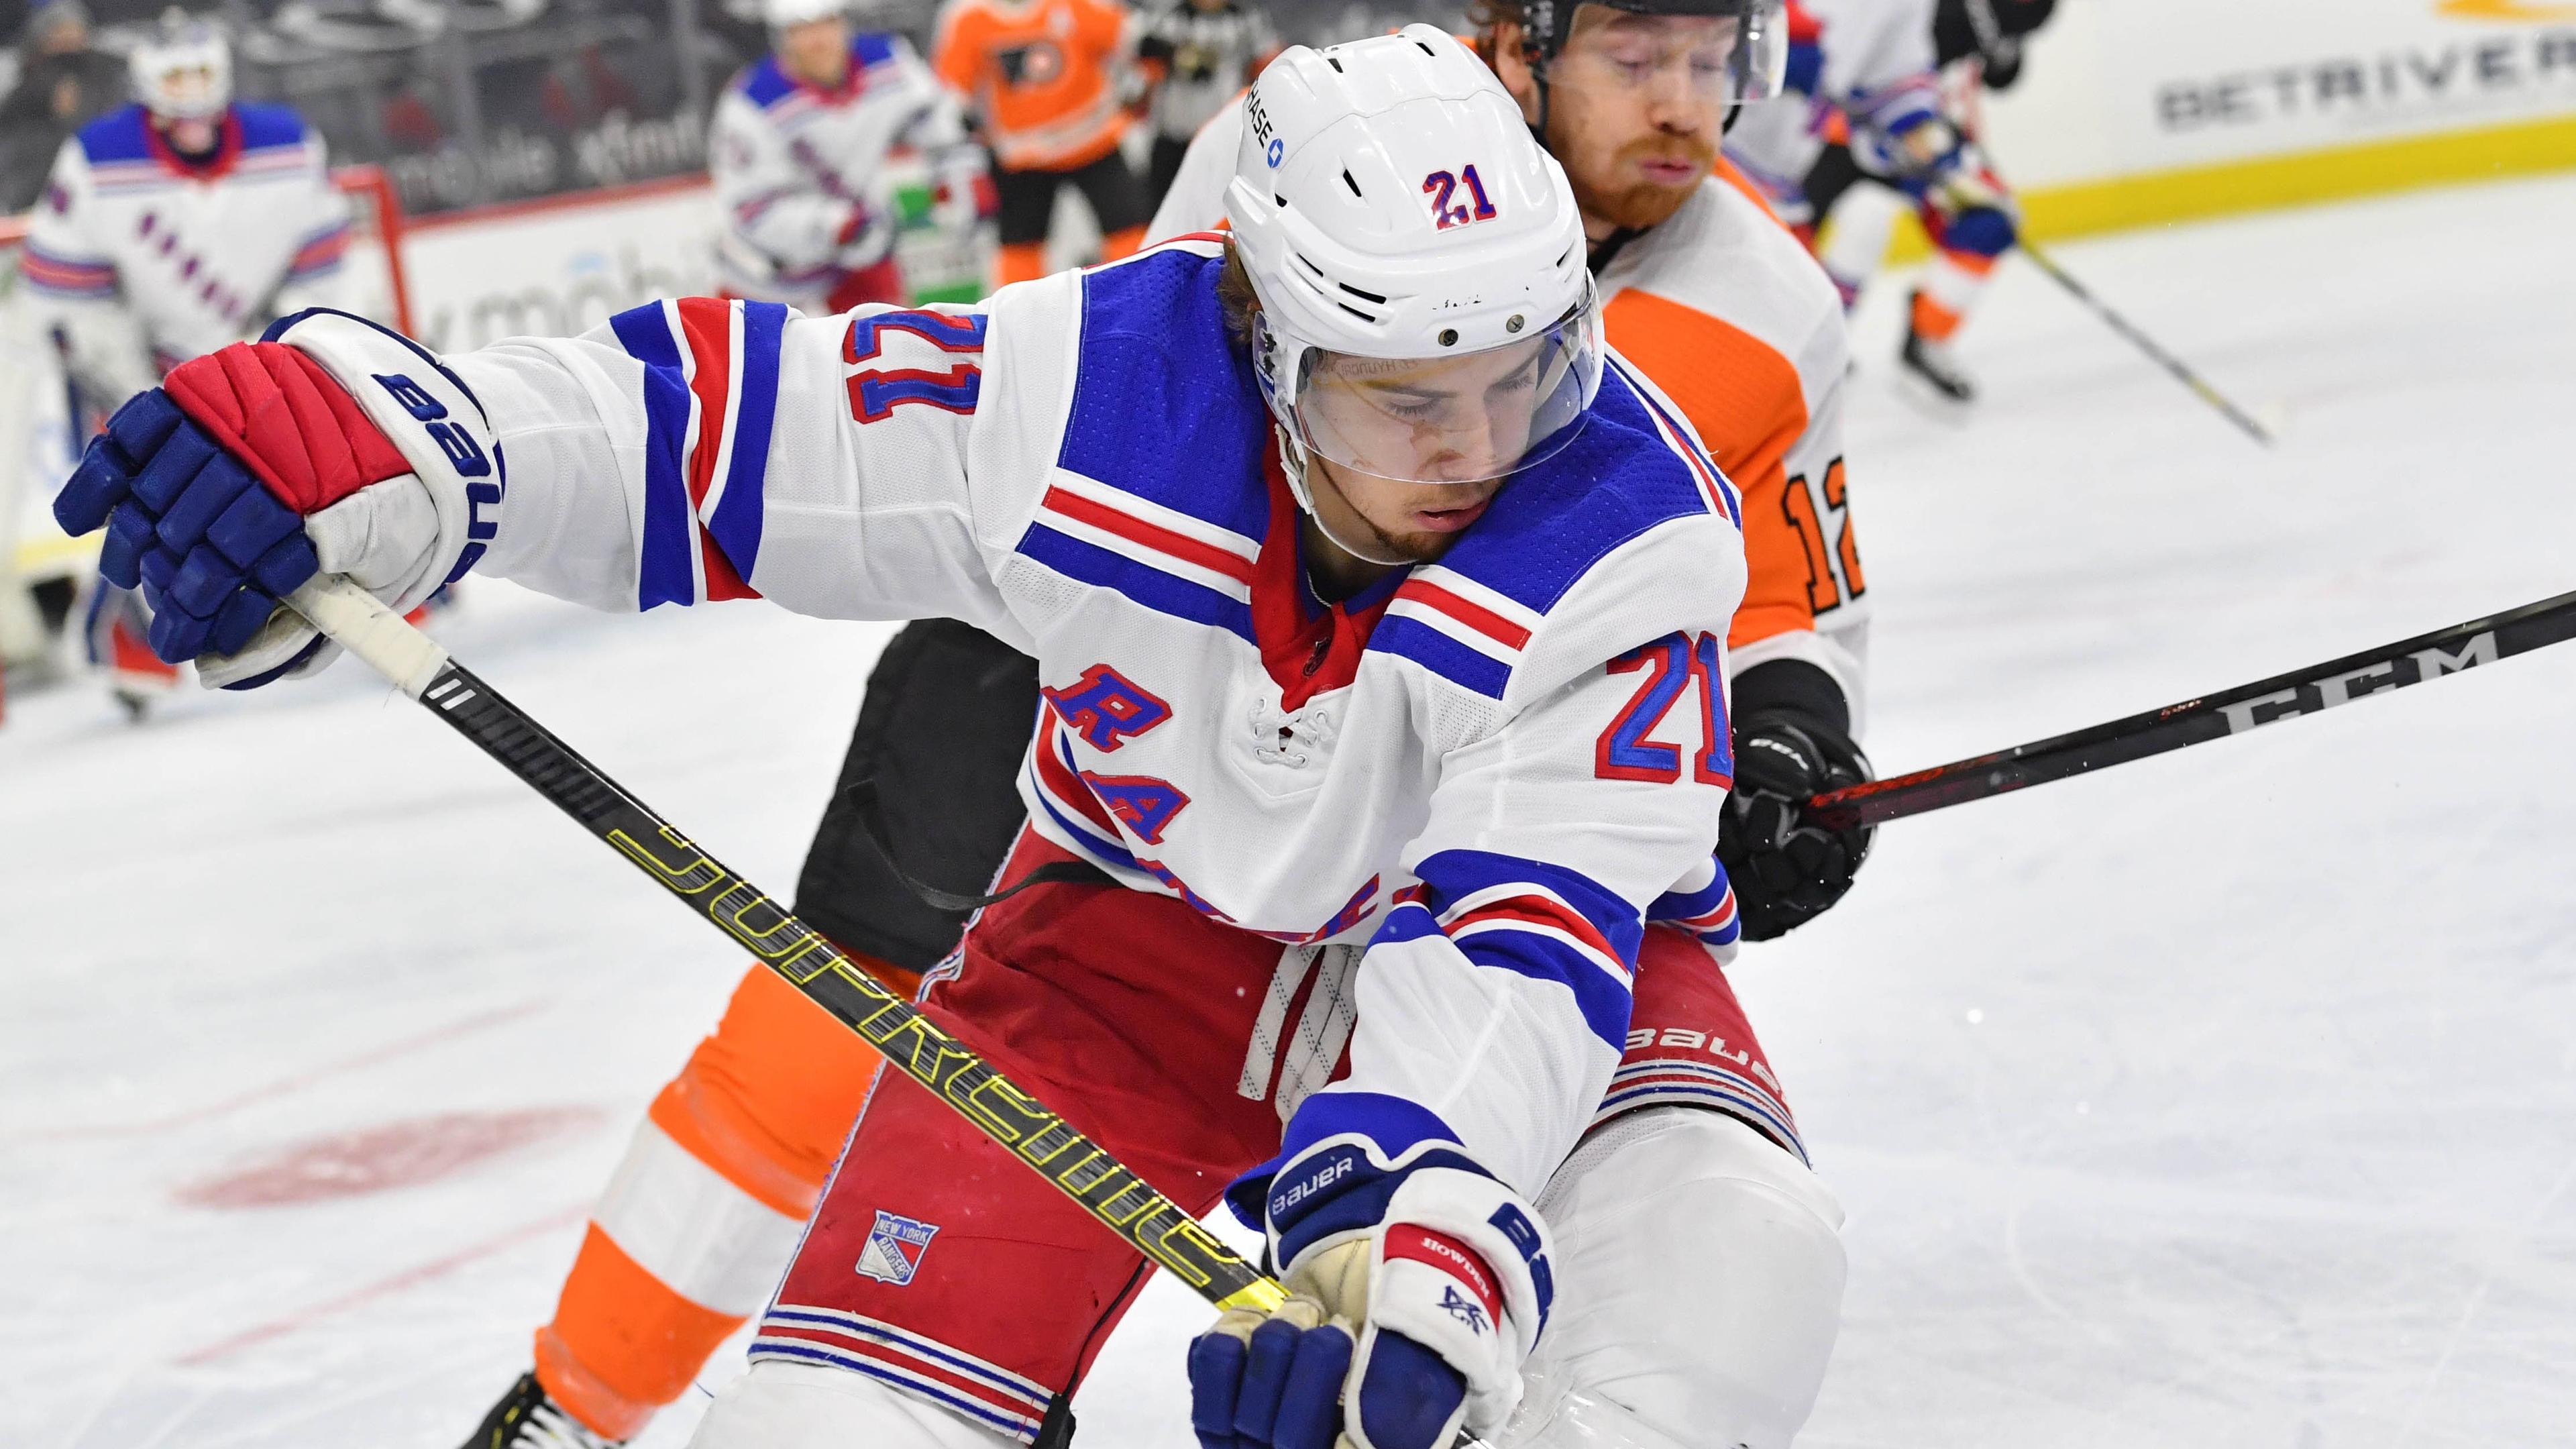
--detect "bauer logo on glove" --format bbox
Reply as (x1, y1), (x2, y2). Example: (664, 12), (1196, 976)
(49, 310), (504, 689)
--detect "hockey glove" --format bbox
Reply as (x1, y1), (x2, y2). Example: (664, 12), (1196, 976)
(835, 199), (896, 270)
(52, 317), (495, 687)
(1715, 663), (1874, 941)
(1191, 1153), (1554, 1449)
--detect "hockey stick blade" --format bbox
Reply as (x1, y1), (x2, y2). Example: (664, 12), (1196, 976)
(284, 576), (1288, 1319)
(1809, 586), (2576, 830)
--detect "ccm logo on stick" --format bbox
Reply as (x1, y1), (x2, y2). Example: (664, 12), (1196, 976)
(2218, 633), (2498, 734)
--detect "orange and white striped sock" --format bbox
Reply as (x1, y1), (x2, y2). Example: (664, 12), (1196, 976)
(1911, 246), (1997, 344)
(533, 959), (916, 1440)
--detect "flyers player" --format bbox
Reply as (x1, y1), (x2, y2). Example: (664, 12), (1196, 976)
(930, 0), (1152, 286)
(1727, 0), (2053, 401)
(70, 27), (1861, 1449)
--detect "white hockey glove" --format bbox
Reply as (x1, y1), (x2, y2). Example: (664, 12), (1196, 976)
(1191, 1147), (1555, 1449)
(48, 313), (496, 688)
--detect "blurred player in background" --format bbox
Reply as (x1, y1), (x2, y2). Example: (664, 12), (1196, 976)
(18, 9), (353, 715)
(1132, 0), (1276, 209)
(711, 0), (991, 313)
(1805, 0), (2053, 392)
(457, 5), (1870, 1448)
(1726, 0), (2051, 402)
(0, 0), (129, 211)
(930, 0), (1150, 286)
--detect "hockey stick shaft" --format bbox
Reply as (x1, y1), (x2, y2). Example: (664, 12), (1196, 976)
(2016, 239), (2275, 447)
(1808, 586), (2576, 830)
(284, 576), (1287, 1317)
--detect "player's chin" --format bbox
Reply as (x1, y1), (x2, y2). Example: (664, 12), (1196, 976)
(1591, 178), (1699, 233)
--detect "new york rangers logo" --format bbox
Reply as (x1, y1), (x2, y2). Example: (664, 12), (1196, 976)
(1422, 166), (1499, 231)
(1440, 1284), (1489, 1334)
(855, 1210), (941, 1287)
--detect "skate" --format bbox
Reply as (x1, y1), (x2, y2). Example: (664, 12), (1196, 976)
(1899, 299), (1978, 404)
(461, 1372), (625, 1449)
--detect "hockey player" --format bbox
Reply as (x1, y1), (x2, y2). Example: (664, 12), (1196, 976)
(1133, 0), (1277, 208)
(1804, 0), (2053, 376)
(1725, 0), (2050, 400)
(60, 27), (1849, 1449)
(463, 0), (1872, 1442)
(1150, 0), (1874, 925)
(931, 0), (1152, 286)
(711, 0), (989, 313)
(19, 9), (352, 712)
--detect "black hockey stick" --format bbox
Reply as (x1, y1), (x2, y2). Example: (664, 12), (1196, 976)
(282, 576), (1288, 1320)
(2017, 237), (2277, 447)
(1808, 586), (2576, 830)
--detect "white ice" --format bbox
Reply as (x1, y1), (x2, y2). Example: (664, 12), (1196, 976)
(7, 172), (2576, 1449)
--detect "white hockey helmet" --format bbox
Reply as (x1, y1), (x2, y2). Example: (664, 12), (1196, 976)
(763, 0), (847, 28)
(1225, 25), (1601, 490)
(129, 9), (231, 123)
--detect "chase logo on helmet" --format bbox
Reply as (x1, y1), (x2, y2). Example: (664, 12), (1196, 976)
(1422, 166), (1499, 230)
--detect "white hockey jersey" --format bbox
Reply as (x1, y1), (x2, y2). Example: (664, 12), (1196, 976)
(21, 102), (351, 405)
(278, 237), (1747, 1201)
(710, 34), (981, 308)
(1723, 0), (1945, 215)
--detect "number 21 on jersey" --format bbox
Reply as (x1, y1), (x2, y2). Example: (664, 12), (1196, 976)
(844, 309), (987, 422)
(1596, 631), (1731, 788)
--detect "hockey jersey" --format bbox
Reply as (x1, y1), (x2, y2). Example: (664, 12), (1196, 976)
(22, 103), (350, 405)
(1725, 0), (1945, 215)
(1146, 105), (1869, 732)
(710, 34), (982, 308)
(276, 237), (1746, 1201)
(931, 0), (1135, 172)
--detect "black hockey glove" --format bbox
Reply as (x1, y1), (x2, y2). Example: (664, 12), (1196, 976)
(1716, 661), (1875, 942)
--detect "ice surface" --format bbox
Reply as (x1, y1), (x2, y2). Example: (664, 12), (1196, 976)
(7, 173), (2576, 1448)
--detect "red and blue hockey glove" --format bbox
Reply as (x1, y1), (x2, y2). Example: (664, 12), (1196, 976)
(52, 320), (496, 687)
(1191, 1146), (1554, 1449)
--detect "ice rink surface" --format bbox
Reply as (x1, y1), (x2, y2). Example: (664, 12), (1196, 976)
(7, 172), (2576, 1448)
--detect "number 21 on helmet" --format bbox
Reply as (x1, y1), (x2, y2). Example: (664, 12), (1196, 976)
(1223, 25), (1604, 491)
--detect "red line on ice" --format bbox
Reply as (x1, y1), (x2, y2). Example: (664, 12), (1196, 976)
(30, 998), (552, 1140)
(176, 1203), (588, 1366)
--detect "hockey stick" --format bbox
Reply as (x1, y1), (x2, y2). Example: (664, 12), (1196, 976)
(2016, 237), (2277, 447)
(1807, 586), (2576, 830)
(280, 575), (1288, 1320)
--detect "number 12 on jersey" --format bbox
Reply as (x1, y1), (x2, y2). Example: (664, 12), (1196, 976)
(1595, 631), (1731, 788)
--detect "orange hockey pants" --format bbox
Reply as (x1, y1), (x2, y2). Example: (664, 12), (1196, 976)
(533, 957), (920, 1440)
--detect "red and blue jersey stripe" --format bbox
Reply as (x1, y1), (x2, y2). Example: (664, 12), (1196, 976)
(606, 297), (787, 609)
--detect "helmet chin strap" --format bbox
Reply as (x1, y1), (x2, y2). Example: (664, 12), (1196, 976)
(1277, 429), (1419, 569)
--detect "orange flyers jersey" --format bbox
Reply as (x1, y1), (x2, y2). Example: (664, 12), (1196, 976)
(1597, 161), (1870, 733)
(931, 0), (1134, 171)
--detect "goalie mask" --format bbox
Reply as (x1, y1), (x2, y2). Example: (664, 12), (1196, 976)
(1225, 26), (1601, 504)
(129, 10), (231, 123)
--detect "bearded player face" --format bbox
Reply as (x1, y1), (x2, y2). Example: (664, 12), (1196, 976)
(1495, 8), (1737, 235)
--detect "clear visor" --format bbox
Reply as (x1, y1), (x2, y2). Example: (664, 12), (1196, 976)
(1283, 303), (1601, 486)
(1548, 2), (1791, 107)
